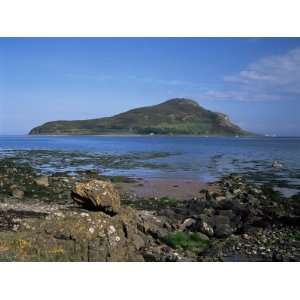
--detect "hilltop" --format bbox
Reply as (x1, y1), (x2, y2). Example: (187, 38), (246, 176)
(29, 98), (249, 136)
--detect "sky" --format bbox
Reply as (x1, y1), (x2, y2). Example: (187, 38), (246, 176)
(0, 37), (300, 136)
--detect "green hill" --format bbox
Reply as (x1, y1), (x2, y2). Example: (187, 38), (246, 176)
(29, 98), (250, 136)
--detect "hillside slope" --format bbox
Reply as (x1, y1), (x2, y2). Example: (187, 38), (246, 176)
(29, 98), (249, 136)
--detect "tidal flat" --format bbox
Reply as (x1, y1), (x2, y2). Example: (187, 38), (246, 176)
(0, 149), (299, 262)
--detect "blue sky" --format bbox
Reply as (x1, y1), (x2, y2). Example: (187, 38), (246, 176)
(1, 37), (300, 135)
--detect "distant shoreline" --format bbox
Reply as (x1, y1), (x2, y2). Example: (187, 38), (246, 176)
(28, 134), (253, 137)
(1, 134), (300, 138)
(25, 134), (297, 138)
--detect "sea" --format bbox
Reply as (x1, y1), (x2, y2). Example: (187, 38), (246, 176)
(0, 135), (300, 196)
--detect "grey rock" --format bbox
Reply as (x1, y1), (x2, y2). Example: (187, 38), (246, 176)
(132, 234), (145, 250)
(216, 196), (226, 201)
(137, 212), (168, 239)
(213, 215), (234, 238)
(233, 189), (241, 195)
(179, 218), (196, 231)
(198, 219), (214, 237)
(214, 224), (233, 238)
(34, 176), (49, 187)
(272, 161), (283, 169)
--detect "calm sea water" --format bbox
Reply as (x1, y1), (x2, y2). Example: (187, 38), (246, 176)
(1, 135), (300, 193)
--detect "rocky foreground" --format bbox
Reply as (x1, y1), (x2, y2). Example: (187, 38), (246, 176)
(0, 159), (299, 261)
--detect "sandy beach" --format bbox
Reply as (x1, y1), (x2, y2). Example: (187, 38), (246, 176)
(116, 178), (209, 200)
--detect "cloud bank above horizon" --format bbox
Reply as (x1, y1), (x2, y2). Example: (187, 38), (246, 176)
(201, 47), (300, 102)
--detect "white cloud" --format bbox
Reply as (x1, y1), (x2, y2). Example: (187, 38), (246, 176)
(204, 47), (300, 101)
(202, 89), (281, 101)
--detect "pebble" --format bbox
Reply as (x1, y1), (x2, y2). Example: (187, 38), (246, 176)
(80, 212), (89, 217)
(233, 189), (241, 195)
(242, 234), (250, 240)
(108, 225), (116, 235)
(23, 223), (31, 230)
(54, 212), (64, 218)
(12, 224), (19, 231)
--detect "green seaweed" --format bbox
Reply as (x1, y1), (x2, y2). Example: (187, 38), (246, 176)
(164, 231), (209, 253)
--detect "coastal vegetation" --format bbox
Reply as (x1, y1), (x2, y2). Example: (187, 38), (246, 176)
(29, 98), (249, 136)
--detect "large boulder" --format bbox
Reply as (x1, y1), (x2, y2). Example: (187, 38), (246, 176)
(71, 180), (121, 214)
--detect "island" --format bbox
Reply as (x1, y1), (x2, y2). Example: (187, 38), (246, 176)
(29, 98), (250, 136)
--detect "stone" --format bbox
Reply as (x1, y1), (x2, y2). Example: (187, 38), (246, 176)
(218, 209), (235, 218)
(202, 208), (215, 217)
(233, 189), (241, 195)
(213, 215), (234, 238)
(132, 234), (145, 250)
(196, 232), (210, 241)
(137, 211), (168, 239)
(225, 191), (234, 200)
(12, 189), (24, 199)
(242, 234), (250, 240)
(251, 188), (262, 195)
(246, 194), (259, 205)
(272, 161), (283, 169)
(216, 196), (226, 201)
(198, 220), (214, 237)
(214, 224), (233, 238)
(71, 180), (121, 214)
(34, 176), (49, 187)
(179, 218), (196, 231)
(80, 212), (90, 217)
(205, 191), (215, 201)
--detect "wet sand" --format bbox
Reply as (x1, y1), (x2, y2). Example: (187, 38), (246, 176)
(116, 178), (209, 200)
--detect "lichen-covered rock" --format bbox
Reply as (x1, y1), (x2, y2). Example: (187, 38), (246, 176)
(0, 207), (146, 262)
(71, 180), (121, 214)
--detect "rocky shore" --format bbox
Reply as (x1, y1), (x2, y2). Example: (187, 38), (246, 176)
(0, 158), (299, 261)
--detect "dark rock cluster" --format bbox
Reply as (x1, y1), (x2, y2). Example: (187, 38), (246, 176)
(126, 175), (300, 261)
(0, 159), (299, 262)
